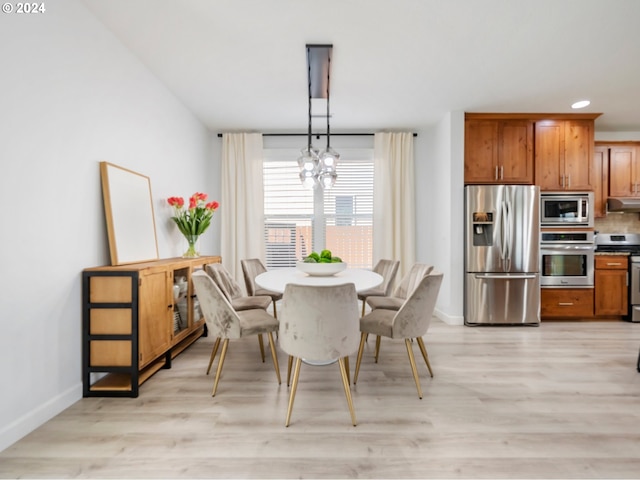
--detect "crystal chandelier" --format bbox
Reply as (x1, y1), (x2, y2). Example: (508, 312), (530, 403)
(298, 44), (339, 189)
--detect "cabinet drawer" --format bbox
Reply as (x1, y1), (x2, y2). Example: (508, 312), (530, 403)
(541, 288), (594, 317)
(595, 256), (628, 270)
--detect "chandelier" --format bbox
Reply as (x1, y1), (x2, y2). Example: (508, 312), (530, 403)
(298, 44), (339, 189)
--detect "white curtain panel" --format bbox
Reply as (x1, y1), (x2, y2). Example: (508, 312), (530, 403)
(221, 133), (265, 286)
(373, 132), (416, 281)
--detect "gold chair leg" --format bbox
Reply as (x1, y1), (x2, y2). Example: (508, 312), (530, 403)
(287, 355), (294, 386)
(405, 338), (423, 399)
(206, 337), (221, 375)
(273, 300), (278, 319)
(338, 357), (357, 426)
(212, 339), (229, 397)
(374, 335), (381, 363)
(258, 334), (265, 362)
(353, 332), (367, 384)
(285, 357), (302, 427)
(344, 356), (350, 385)
(267, 332), (281, 384)
(416, 337), (434, 378)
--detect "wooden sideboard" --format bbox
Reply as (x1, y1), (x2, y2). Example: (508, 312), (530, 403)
(82, 255), (221, 397)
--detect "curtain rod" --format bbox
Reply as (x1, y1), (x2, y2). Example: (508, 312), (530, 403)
(216, 132), (418, 138)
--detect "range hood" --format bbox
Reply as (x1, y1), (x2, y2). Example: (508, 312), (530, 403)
(607, 197), (640, 212)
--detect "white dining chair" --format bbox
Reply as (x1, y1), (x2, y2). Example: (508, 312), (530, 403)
(357, 259), (400, 316)
(354, 272), (443, 399)
(192, 270), (281, 396)
(205, 263), (273, 363)
(279, 282), (360, 426)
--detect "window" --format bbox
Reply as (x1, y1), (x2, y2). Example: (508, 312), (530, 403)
(263, 148), (374, 269)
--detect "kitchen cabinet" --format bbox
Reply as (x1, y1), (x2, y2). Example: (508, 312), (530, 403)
(593, 146), (608, 218)
(594, 255), (628, 316)
(535, 119), (595, 191)
(464, 119), (534, 184)
(541, 288), (594, 318)
(82, 255), (221, 397)
(609, 145), (640, 197)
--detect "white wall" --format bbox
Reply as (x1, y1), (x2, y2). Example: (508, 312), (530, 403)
(415, 112), (465, 325)
(0, 0), (214, 451)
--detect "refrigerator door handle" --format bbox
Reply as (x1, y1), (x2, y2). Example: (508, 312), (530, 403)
(474, 273), (537, 280)
(500, 201), (509, 261)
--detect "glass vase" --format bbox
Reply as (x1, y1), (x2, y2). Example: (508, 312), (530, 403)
(183, 234), (200, 258)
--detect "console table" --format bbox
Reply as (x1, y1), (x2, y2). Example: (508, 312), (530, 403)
(82, 256), (221, 397)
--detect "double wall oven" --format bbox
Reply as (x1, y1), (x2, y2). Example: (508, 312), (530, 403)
(540, 192), (595, 288)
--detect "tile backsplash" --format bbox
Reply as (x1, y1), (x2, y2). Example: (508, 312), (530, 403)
(595, 212), (640, 233)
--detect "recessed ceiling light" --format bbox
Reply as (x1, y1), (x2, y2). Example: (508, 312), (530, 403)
(571, 100), (590, 109)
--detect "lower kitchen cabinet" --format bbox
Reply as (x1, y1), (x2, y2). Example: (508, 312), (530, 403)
(82, 255), (221, 397)
(594, 255), (628, 316)
(541, 288), (594, 318)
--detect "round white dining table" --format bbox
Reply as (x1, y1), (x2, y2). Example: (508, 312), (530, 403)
(255, 267), (383, 294)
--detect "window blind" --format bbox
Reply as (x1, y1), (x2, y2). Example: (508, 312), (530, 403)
(263, 148), (374, 269)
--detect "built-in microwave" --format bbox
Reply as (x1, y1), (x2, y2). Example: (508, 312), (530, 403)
(540, 191), (594, 227)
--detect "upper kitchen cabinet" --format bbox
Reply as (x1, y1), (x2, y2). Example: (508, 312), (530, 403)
(609, 144), (640, 197)
(464, 117), (534, 184)
(593, 146), (608, 218)
(535, 119), (596, 191)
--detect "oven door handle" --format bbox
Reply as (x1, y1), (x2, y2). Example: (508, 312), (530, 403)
(541, 244), (595, 251)
(474, 273), (538, 280)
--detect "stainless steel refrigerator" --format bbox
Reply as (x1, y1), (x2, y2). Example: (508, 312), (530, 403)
(464, 185), (540, 326)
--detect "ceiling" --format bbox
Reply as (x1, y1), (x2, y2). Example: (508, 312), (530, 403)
(82, 0), (640, 134)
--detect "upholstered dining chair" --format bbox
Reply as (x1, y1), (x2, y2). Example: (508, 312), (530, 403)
(192, 270), (281, 396)
(205, 263), (273, 363)
(240, 258), (283, 318)
(279, 283), (360, 427)
(354, 271), (443, 399)
(365, 263), (434, 312)
(364, 263), (434, 355)
(357, 259), (400, 316)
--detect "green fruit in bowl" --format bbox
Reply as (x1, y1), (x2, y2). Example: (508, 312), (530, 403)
(303, 257), (317, 263)
(331, 256), (342, 263)
(319, 258), (331, 263)
(308, 252), (320, 261)
(320, 249), (332, 259)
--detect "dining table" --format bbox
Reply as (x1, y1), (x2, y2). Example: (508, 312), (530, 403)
(254, 266), (383, 294)
(255, 266), (383, 367)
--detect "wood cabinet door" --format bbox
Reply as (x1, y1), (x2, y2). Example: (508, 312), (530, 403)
(536, 120), (594, 191)
(593, 146), (608, 218)
(535, 120), (565, 190)
(500, 120), (534, 183)
(594, 256), (628, 316)
(465, 120), (499, 183)
(563, 120), (593, 190)
(609, 146), (637, 197)
(138, 269), (172, 368)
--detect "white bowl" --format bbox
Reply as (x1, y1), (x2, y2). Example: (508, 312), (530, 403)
(296, 261), (347, 276)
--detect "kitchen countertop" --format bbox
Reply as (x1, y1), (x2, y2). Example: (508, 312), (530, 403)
(595, 251), (631, 256)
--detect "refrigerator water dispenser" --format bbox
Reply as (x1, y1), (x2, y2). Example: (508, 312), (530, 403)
(472, 212), (493, 246)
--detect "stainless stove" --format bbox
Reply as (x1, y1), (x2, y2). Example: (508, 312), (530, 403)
(596, 233), (640, 322)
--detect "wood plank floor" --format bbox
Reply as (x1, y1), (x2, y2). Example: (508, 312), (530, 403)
(1, 319), (640, 479)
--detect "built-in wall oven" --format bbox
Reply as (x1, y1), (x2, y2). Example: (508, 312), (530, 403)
(540, 231), (595, 287)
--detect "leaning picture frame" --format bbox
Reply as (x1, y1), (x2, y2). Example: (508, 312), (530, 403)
(100, 161), (160, 265)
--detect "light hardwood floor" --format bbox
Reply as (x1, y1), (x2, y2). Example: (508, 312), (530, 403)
(1, 319), (640, 479)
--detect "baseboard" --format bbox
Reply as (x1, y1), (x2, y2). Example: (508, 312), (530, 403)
(434, 308), (464, 326)
(0, 382), (82, 453)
